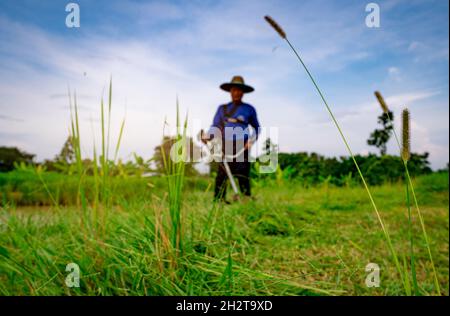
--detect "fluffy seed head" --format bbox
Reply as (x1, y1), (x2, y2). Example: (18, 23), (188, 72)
(402, 108), (410, 161)
(374, 91), (389, 113)
(264, 15), (286, 39)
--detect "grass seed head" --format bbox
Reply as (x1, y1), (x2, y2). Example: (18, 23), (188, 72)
(402, 108), (411, 161)
(374, 91), (389, 113)
(264, 15), (286, 39)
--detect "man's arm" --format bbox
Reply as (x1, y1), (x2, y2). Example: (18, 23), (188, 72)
(245, 106), (260, 149)
(249, 106), (261, 140)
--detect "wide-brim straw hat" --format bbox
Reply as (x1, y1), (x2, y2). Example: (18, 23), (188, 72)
(220, 76), (254, 93)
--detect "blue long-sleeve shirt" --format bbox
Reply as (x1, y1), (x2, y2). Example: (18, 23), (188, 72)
(207, 101), (260, 143)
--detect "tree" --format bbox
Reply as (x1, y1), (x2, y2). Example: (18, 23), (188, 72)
(55, 136), (75, 164)
(153, 136), (201, 176)
(42, 136), (76, 173)
(367, 110), (394, 155)
(0, 147), (35, 172)
(263, 138), (278, 156)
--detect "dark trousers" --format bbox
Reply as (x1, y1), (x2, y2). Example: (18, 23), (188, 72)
(214, 148), (251, 200)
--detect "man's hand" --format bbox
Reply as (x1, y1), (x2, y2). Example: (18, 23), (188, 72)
(201, 135), (211, 144)
(200, 130), (211, 144)
(244, 139), (253, 150)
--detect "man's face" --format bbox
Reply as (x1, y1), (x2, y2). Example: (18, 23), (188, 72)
(230, 87), (244, 103)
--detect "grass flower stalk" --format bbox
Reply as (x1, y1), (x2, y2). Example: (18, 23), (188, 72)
(264, 15), (406, 291)
(375, 91), (440, 295)
(402, 108), (419, 295)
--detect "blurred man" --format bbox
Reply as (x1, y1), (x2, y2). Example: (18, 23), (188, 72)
(201, 76), (261, 203)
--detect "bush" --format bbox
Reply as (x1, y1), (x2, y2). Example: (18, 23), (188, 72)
(0, 147), (35, 172)
(254, 152), (432, 186)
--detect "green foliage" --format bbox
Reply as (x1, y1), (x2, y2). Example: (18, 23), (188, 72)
(0, 172), (447, 295)
(153, 135), (200, 177)
(0, 170), (166, 206)
(265, 152), (432, 186)
(42, 136), (78, 174)
(367, 111), (394, 155)
(160, 102), (189, 255)
(0, 147), (35, 173)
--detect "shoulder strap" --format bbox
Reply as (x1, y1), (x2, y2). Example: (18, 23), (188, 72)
(223, 102), (241, 118)
(219, 103), (243, 141)
(218, 104), (228, 132)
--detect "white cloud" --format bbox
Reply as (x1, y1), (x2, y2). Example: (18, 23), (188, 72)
(384, 90), (441, 108)
(388, 66), (401, 81)
(0, 1), (448, 171)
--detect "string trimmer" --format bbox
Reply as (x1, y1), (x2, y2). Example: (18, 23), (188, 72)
(198, 129), (250, 202)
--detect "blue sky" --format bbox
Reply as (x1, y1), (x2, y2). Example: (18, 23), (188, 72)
(0, 0), (448, 170)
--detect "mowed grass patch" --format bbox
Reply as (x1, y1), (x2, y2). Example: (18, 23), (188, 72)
(0, 172), (447, 295)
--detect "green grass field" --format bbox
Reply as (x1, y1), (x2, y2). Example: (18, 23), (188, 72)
(0, 171), (448, 295)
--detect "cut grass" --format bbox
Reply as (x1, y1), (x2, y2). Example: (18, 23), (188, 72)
(0, 172), (447, 295)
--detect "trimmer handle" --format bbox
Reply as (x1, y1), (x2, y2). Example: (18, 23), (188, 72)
(197, 129), (205, 142)
(198, 129), (211, 145)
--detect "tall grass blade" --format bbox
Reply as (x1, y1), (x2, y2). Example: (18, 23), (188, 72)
(403, 255), (412, 296)
(114, 117), (126, 163)
(265, 15), (405, 290)
(406, 176), (419, 295)
(161, 98), (188, 257)
(107, 76), (112, 165)
(220, 249), (234, 294)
